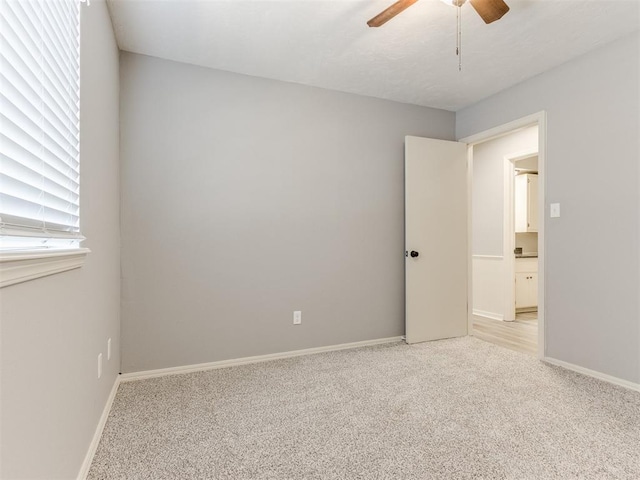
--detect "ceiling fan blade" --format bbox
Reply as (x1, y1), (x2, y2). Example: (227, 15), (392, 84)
(469, 0), (509, 24)
(367, 0), (420, 28)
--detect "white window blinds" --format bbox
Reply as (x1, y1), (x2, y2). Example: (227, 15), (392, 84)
(0, 0), (82, 250)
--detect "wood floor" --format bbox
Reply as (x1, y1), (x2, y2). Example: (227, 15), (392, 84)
(472, 312), (538, 356)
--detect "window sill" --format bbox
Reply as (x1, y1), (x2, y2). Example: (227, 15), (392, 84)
(0, 248), (91, 288)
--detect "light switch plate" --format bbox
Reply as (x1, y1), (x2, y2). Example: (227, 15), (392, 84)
(550, 203), (560, 218)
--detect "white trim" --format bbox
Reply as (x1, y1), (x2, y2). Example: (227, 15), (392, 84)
(461, 111), (546, 359)
(459, 112), (544, 145)
(503, 155), (516, 321)
(471, 255), (503, 260)
(466, 145), (474, 336)
(537, 113), (547, 360)
(121, 336), (403, 382)
(472, 309), (504, 321)
(503, 150), (538, 163)
(0, 248), (90, 288)
(77, 375), (120, 480)
(503, 148), (538, 322)
(543, 357), (640, 393)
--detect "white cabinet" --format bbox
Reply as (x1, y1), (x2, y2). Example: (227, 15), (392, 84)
(515, 258), (538, 309)
(515, 272), (538, 309)
(515, 174), (538, 233)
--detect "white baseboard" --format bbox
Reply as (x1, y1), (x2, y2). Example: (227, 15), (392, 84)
(120, 336), (403, 382)
(77, 375), (121, 480)
(473, 309), (504, 321)
(543, 357), (640, 393)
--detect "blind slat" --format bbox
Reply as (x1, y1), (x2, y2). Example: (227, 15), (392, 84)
(0, 171), (79, 207)
(0, 0), (81, 246)
(1, 60), (79, 147)
(0, 125), (80, 187)
(1, 6), (80, 124)
(0, 5), (44, 74)
(1, 36), (80, 133)
(0, 136), (80, 194)
(1, 156), (79, 204)
(0, 192), (79, 229)
(42, 0), (79, 68)
(0, 213), (83, 238)
(2, 65), (80, 141)
(1, 97), (80, 167)
(2, 100), (79, 167)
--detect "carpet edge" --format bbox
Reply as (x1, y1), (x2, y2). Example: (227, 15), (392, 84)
(120, 336), (404, 383)
(543, 356), (640, 393)
(76, 375), (121, 480)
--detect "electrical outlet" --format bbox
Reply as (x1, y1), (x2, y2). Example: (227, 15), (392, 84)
(107, 338), (112, 360)
(550, 203), (561, 218)
(293, 310), (302, 325)
(98, 353), (103, 379)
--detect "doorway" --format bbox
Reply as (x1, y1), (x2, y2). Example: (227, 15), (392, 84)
(461, 112), (546, 358)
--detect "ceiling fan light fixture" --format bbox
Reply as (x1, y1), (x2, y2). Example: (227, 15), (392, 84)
(366, 0), (509, 69)
(440, 0), (467, 7)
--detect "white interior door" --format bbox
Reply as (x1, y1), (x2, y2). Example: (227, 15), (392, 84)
(405, 136), (468, 344)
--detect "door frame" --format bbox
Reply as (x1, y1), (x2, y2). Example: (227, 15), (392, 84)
(503, 149), (538, 322)
(460, 111), (547, 359)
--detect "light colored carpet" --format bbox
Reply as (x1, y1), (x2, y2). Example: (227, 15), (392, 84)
(88, 337), (640, 479)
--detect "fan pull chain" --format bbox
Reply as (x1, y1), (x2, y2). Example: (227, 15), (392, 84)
(456, 5), (462, 71)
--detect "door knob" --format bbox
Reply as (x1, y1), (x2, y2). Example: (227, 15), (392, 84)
(410, 250), (419, 258)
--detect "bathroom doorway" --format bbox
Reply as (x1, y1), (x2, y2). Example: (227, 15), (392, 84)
(462, 113), (545, 357)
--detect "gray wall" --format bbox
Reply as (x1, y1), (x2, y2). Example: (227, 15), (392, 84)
(472, 126), (538, 256)
(119, 53), (455, 373)
(0, 1), (121, 478)
(458, 32), (640, 383)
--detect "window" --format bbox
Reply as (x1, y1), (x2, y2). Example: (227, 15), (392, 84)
(0, 0), (88, 287)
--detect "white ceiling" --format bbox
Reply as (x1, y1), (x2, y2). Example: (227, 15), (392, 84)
(107, 0), (640, 111)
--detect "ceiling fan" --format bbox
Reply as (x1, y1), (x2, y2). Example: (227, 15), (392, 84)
(367, 0), (509, 70)
(367, 0), (510, 28)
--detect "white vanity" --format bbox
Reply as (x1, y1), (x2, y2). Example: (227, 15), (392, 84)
(515, 256), (538, 310)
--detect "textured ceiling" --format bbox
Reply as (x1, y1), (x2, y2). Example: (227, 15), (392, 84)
(107, 0), (640, 111)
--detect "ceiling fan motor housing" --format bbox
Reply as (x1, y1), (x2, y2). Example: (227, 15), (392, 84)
(367, 0), (508, 28)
